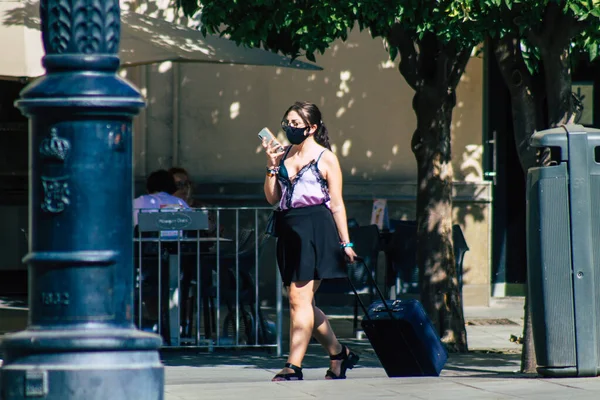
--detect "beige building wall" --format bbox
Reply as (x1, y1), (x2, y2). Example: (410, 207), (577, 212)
(128, 30), (484, 184)
(123, 14), (490, 305)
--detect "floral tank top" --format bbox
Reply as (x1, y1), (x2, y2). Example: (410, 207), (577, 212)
(277, 147), (330, 210)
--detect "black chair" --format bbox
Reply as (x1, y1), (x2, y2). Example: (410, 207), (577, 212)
(347, 218), (360, 228)
(197, 230), (274, 344)
(222, 232), (275, 345)
(220, 267), (275, 345)
(452, 224), (469, 301)
(385, 220), (469, 296)
(385, 220), (418, 294)
(133, 226), (212, 345)
(348, 224), (381, 334)
(133, 238), (171, 343)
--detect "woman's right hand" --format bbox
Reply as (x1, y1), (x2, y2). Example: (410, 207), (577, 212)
(262, 138), (286, 168)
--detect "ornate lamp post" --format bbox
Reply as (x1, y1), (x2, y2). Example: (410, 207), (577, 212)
(0, 1), (164, 398)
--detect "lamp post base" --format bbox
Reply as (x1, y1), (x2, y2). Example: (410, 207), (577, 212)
(2, 1), (166, 397)
(0, 329), (164, 400)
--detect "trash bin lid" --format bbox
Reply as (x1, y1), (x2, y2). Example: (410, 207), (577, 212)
(530, 126), (570, 152)
(530, 124), (600, 159)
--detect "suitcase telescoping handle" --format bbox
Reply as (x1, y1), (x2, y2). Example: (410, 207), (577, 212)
(347, 256), (395, 321)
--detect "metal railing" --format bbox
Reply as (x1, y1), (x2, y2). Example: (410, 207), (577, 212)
(133, 206), (282, 355)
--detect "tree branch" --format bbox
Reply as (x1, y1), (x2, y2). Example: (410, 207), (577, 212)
(493, 33), (533, 86)
(530, 2), (589, 51)
(492, 31), (540, 173)
(388, 23), (420, 90)
(528, 2), (561, 49)
(447, 48), (472, 91)
(527, 28), (542, 50)
(565, 18), (589, 42)
(418, 32), (439, 84)
(541, 2), (563, 40)
(436, 40), (451, 89)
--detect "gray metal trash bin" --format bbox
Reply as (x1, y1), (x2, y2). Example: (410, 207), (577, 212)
(527, 124), (600, 377)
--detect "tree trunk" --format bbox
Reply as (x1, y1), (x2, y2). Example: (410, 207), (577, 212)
(539, 47), (574, 127)
(392, 29), (470, 352)
(520, 292), (537, 373)
(492, 34), (544, 174)
(411, 87), (468, 353)
(492, 33), (545, 374)
(530, 5), (580, 127)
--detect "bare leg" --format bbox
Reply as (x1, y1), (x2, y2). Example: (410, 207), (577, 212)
(311, 281), (352, 378)
(312, 305), (341, 354)
(272, 280), (315, 380)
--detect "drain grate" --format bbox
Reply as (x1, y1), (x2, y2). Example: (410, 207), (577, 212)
(466, 318), (520, 326)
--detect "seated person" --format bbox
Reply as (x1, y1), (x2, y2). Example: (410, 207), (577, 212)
(169, 167), (196, 207)
(134, 169), (190, 239)
(168, 167), (223, 238)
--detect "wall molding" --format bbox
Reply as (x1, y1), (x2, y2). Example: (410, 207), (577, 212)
(134, 179), (493, 204)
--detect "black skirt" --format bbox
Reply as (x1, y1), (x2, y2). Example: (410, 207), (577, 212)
(276, 204), (347, 286)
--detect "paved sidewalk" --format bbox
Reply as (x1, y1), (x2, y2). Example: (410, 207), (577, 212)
(5, 297), (600, 399)
(159, 297), (595, 400)
(161, 344), (600, 400)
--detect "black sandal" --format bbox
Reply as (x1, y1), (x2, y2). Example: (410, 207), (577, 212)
(272, 362), (303, 381)
(325, 344), (359, 380)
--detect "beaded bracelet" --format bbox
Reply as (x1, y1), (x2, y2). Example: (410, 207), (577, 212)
(266, 166), (279, 177)
(340, 242), (354, 248)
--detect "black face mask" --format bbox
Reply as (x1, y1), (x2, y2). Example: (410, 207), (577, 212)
(285, 126), (308, 145)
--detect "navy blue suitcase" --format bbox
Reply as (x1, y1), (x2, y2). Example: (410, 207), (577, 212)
(348, 258), (448, 377)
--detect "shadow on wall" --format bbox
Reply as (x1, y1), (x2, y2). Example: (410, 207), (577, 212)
(1, 0), (484, 187)
(122, 1), (484, 185)
(2, 0), (39, 30)
(454, 143), (488, 227)
(121, 0), (195, 26)
(122, 1), (489, 302)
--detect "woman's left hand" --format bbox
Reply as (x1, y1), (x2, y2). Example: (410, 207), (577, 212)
(344, 246), (357, 263)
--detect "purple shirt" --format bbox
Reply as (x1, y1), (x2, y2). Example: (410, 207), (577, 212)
(277, 149), (330, 210)
(133, 192), (190, 226)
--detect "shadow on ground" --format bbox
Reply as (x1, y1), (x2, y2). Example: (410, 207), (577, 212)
(161, 339), (383, 369)
(443, 351), (530, 378)
(161, 339), (529, 380)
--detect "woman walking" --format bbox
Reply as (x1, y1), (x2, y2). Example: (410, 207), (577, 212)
(262, 101), (359, 381)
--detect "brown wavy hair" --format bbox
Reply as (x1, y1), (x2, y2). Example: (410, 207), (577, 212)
(283, 101), (331, 150)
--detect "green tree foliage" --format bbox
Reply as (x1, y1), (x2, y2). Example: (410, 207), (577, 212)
(198, 1), (355, 62)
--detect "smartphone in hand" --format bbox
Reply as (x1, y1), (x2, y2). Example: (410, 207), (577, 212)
(258, 127), (284, 152)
